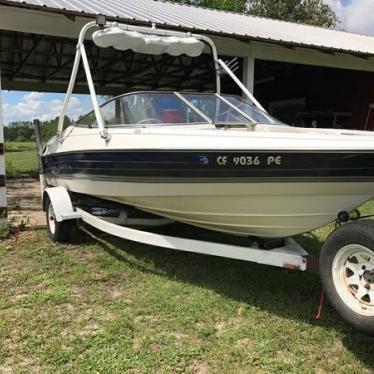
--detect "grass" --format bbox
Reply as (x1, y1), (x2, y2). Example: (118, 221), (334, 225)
(1, 201), (374, 372)
(5, 142), (38, 177)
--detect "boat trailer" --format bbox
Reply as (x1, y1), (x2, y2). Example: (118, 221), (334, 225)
(43, 185), (308, 271)
(42, 184), (374, 336)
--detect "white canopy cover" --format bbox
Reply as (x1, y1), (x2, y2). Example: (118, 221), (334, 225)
(93, 27), (205, 57)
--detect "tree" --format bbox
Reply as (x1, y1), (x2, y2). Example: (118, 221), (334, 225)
(4, 116), (71, 142)
(247, 0), (338, 28)
(171, 0), (247, 12)
(170, 0), (338, 28)
(16, 135), (26, 142)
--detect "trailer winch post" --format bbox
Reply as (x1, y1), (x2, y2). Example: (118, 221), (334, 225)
(33, 119), (46, 193)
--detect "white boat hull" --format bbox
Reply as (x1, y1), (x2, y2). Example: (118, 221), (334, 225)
(47, 176), (374, 237)
(43, 126), (374, 238)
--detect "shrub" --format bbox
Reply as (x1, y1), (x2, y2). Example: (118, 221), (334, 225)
(0, 218), (26, 240)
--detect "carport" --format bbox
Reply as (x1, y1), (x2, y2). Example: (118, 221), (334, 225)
(1, 0), (374, 220)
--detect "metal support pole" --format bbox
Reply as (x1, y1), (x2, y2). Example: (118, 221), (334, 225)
(199, 35), (221, 94)
(218, 59), (267, 113)
(243, 56), (255, 94)
(0, 63), (7, 221)
(57, 47), (82, 135)
(58, 21), (107, 138)
(80, 43), (107, 139)
(58, 20), (96, 136)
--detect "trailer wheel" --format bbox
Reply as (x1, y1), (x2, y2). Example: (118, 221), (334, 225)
(46, 197), (77, 243)
(320, 220), (374, 335)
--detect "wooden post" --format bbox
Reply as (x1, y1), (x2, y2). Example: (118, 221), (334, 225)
(0, 63), (7, 221)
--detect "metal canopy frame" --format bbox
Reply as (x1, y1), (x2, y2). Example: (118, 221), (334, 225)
(58, 17), (269, 138)
(57, 18), (223, 138)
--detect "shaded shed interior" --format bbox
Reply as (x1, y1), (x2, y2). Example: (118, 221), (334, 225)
(0, 30), (230, 95)
(255, 60), (374, 130)
(1, 29), (374, 130)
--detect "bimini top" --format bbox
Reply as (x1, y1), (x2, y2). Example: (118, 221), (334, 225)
(93, 27), (205, 57)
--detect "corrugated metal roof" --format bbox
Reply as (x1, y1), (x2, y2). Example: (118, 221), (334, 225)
(3, 0), (374, 57)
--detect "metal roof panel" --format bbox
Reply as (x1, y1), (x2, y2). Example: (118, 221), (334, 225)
(3, 0), (374, 56)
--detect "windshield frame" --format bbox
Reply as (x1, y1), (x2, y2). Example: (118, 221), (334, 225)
(74, 90), (281, 128)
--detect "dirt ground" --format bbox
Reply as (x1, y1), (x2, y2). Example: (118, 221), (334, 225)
(7, 177), (45, 227)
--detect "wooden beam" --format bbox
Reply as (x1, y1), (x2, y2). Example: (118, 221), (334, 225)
(0, 79), (131, 95)
(0, 5), (87, 38)
(251, 41), (374, 72)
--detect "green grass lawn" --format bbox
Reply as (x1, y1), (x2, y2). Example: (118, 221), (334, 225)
(5, 142), (38, 177)
(2, 201), (374, 372)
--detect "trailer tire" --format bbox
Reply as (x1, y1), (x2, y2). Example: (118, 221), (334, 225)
(46, 197), (77, 243)
(320, 220), (374, 336)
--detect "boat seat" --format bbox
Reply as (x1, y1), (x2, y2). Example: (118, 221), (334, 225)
(159, 109), (185, 123)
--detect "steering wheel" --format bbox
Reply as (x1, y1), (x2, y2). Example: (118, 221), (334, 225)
(137, 118), (162, 124)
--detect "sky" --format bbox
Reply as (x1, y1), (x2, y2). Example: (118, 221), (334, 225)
(324, 0), (374, 35)
(2, 0), (374, 125)
(2, 91), (93, 124)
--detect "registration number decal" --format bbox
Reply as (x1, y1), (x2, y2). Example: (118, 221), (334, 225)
(216, 155), (282, 167)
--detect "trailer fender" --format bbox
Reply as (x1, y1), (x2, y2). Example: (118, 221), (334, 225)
(43, 187), (81, 222)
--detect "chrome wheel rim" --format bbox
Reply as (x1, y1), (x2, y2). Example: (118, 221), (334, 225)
(48, 203), (56, 235)
(332, 244), (374, 316)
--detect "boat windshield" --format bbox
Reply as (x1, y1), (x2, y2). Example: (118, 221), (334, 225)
(183, 94), (281, 125)
(76, 92), (282, 127)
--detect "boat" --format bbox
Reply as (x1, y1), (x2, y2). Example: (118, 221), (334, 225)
(41, 18), (374, 238)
